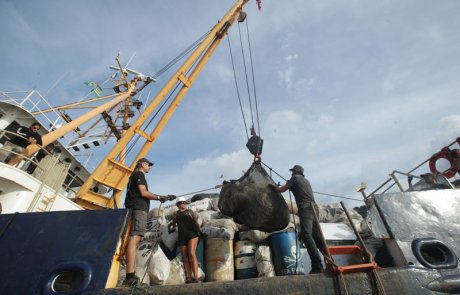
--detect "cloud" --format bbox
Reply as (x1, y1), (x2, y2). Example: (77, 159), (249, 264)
(154, 148), (253, 196)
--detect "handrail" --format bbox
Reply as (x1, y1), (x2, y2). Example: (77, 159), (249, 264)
(365, 139), (459, 199)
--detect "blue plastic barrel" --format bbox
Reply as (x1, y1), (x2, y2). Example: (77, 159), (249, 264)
(234, 240), (258, 280)
(270, 231), (305, 275)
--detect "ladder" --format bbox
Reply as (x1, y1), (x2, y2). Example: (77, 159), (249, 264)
(35, 194), (57, 212)
(313, 202), (386, 295)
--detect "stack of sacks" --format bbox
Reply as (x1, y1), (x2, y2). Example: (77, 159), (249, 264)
(317, 203), (364, 233)
(285, 200), (365, 234)
(125, 193), (367, 285)
(202, 218), (240, 240)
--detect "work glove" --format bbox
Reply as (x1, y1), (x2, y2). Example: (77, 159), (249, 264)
(167, 194), (177, 201)
(158, 195), (168, 203)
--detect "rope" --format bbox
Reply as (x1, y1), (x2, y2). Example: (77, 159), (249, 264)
(177, 186), (220, 198)
(287, 190), (301, 274)
(260, 161), (364, 202)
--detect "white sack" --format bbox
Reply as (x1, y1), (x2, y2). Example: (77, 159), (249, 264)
(255, 245), (275, 277)
(147, 244), (171, 285)
(160, 225), (178, 252)
(201, 226), (234, 240)
(204, 218), (239, 232)
(199, 210), (222, 223)
(238, 230), (270, 243)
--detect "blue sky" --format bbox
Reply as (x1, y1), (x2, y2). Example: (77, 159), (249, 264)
(1, 0), (460, 208)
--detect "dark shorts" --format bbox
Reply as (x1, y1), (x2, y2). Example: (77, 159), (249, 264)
(130, 209), (147, 237)
(178, 231), (199, 246)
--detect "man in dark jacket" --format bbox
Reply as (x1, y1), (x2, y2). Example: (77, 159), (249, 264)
(123, 158), (169, 286)
(1, 122), (42, 164)
(269, 164), (325, 273)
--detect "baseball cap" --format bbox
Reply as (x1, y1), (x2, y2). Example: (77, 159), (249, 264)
(137, 158), (154, 166)
(289, 165), (304, 174)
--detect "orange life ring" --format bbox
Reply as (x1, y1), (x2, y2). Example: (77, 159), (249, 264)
(429, 147), (457, 179)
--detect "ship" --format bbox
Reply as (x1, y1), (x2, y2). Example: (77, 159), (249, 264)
(1, 0), (459, 294)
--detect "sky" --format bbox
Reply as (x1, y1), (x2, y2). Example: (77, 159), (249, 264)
(1, 0), (460, 209)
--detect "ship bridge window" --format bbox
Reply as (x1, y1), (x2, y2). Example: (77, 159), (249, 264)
(64, 170), (84, 189)
(51, 270), (84, 292)
(0, 121), (21, 144)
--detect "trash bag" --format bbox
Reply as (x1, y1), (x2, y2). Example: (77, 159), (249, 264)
(191, 193), (219, 202)
(218, 161), (289, 232)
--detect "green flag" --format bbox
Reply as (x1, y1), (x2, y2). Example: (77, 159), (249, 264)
(85, 81), (103, 97)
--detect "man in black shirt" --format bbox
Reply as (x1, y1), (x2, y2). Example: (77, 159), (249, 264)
(123, 158), (169, 286)
(269, 164), (325, 274)
(1, 123), (42, 164)
(11, 123), (43, 148)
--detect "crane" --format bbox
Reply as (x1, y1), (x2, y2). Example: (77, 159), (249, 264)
(17, 0), (250, 210)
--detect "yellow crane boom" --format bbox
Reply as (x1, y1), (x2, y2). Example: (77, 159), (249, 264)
(71, 0), (249, 209)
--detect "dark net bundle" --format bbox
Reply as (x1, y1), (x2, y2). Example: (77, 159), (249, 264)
(218, 161), (289, 232)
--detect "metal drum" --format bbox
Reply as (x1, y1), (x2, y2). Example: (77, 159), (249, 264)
(205, 238), (234, 282)
(234, 240), (258, 280)
(270, 231), (305, 275)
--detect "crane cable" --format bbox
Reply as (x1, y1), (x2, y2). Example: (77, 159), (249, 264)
(119, 33), (212, 161)
(151, 31), (211, 80)
(237, 21), (256, 134)
(228, 16), (261, 141)
(244, 18), (261, 139)
(227, 35), (249, 140)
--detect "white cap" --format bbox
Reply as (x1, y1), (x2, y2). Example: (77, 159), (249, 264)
(176, 196), (187, 204)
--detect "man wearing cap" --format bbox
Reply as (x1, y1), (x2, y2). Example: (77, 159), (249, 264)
(269, 164), (325, 274)
(123, 158), (171, 286)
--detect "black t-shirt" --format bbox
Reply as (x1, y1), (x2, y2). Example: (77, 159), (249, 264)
(286, 174), (316, 209)
(10, 126), (43, 148)
(176, 209), (200, 236)
(125, 170), (149, 212)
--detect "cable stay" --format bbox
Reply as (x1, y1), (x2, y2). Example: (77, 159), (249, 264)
(228, 13), (264, 160)
(260, 160), (364, 203)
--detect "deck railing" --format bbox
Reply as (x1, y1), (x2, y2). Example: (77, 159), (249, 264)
(0, 129), (83, 196)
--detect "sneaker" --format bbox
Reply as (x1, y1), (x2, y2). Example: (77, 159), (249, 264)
(122, 276), (139, 287)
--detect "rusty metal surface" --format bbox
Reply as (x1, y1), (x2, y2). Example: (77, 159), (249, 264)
(372, 190), (460, 268)
(84, 267), (460, 295)
(205, 238), (234, 282)
(366, 201), (390, 239)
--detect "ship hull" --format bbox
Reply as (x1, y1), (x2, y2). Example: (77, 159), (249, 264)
(0, 209), (129, 295)
(86, 267), (460, 294)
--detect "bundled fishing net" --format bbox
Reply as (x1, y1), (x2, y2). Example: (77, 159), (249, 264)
(218, 161), (289, 232)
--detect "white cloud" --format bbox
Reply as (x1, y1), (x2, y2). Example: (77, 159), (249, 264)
(2, 0), (460, 210)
